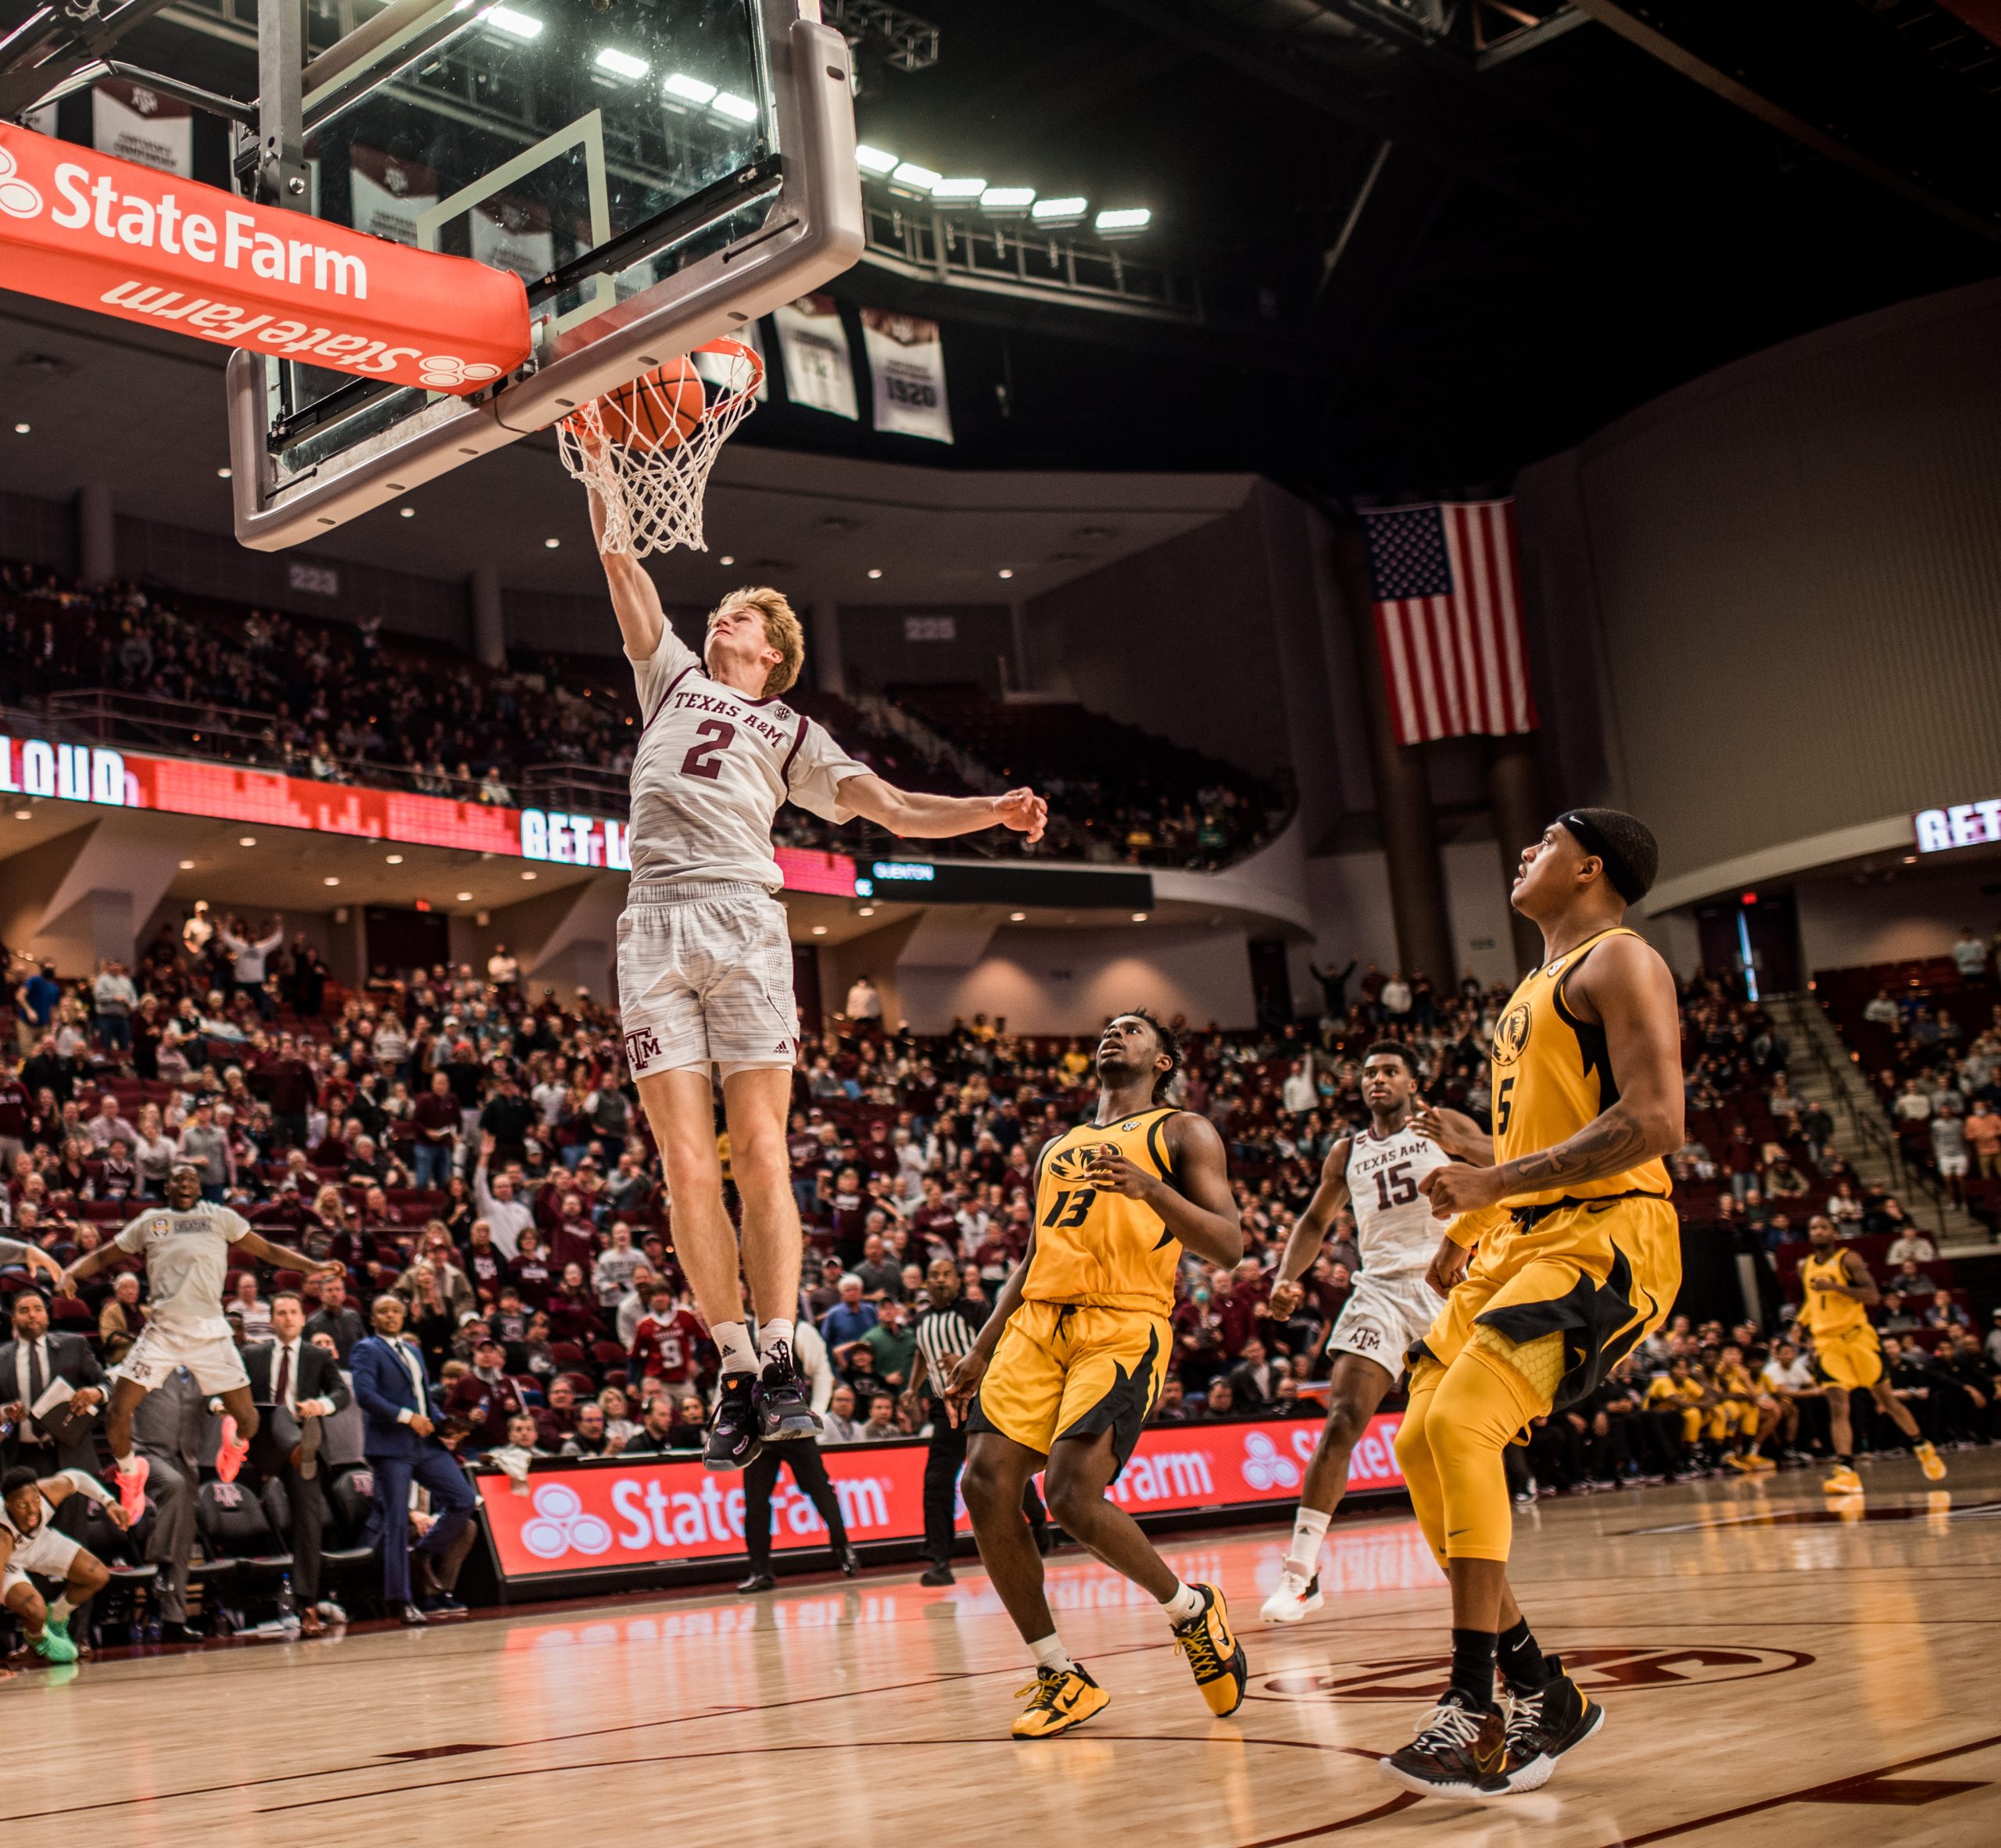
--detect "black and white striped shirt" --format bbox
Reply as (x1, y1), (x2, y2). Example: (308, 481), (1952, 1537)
(914, 1295), (988, 1397)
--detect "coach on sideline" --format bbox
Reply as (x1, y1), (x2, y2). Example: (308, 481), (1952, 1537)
(350, 1295), (476, 1626)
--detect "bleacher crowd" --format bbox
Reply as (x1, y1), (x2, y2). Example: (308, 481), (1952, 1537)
(4, 918), (1999, 1650)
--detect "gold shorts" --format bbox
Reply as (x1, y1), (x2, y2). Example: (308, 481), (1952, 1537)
(968, 1300), (1169, 1475)
(1813, 1326), (1884, 1391)
(1414, 1193), (1681, 1416)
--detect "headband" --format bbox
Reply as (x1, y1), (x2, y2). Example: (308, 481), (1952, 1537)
(1556, 811), (1647, 903)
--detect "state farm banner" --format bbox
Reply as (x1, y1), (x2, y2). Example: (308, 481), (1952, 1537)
(773, 292), (858, 419)
(0, 124), (528, 396)
(91, 78), (192, 177)
(477, 1413), (1406, 1583)
(861, 307), (952, 444)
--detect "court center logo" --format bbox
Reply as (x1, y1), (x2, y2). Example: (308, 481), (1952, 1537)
(1491, 1001), (1533, 1067)
(1240, 1431), (1301, 1492)
(520, 1481), (614, 1560)
(1259, 1644), (1813, 1703)
(0, 145), (45, 220)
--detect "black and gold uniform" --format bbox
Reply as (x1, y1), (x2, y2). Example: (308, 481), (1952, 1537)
(968, 1106), (1180, 1474)
(1798, 1249), (1883, 1390)
(1397, 925), (1681, 1566)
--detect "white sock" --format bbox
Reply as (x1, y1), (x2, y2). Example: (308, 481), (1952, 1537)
(1286, 1506), (1332, 1575)
(757, 1319), (796, 1369)
(114, 1451), (138, 1476)
(1160, 1580), (1205, 1628)
(49, 1595), (73, 1622)
(713, 1320), (759, 1377)
(1030, 1632), (1075, 1673)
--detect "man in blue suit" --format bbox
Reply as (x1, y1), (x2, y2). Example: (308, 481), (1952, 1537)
(350, 1294), (477, 1625)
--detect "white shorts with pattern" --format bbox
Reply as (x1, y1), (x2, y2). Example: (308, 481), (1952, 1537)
(117, 1320), (251, 1395)
(617, 885), (799, 1078)
(1, 1518), (79, 1596)
(1326, 1271), (1437, 1375)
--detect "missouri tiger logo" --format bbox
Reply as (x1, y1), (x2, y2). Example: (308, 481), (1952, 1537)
(1491, 1001), (1533, 1067)
(1046, 1143), (1108, 1184)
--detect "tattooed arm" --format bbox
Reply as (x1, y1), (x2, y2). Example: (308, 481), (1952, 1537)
(1419, 933), (1684, 1218)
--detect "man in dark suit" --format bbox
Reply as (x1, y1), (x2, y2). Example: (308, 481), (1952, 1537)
(244, 1291), (351, 1638)
(350, 1293), (476, 1624)
(131, 1364), (211, 1643)
(1, 1290), (108, 1477)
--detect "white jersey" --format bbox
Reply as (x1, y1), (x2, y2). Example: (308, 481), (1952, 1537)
(1342, 1123), (1452, 1283)
(113, 1203), (251, 1339)
(628, 626), (869, 892)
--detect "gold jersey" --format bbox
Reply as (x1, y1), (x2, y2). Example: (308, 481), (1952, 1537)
(1024, 1105), (1183, 1315)
(1798, 1249), (1869, 1340)
(1488, 925), (1671, 1208)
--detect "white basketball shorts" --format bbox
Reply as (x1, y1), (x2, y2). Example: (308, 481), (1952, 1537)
(118, 1321), (252, 1396)
(617, 884), (799, 1078)
(1326, 1272), (1437, 1374)
(1, 1517), (80, 1596)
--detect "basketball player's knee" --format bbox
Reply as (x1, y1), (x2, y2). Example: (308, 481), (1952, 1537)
(960, 1454), (1015, 1526)
(1042, 1470), (1103, 1532)
(76, 1555), (109, 1596)
(5, 1581), (42, 1621)
(1322, 1394), (1373, 1452)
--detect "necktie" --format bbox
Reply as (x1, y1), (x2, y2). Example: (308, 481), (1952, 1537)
(25, 1340), (45, 1439)
(275, 1345), (292, 1408)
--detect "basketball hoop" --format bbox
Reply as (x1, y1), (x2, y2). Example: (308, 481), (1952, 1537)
(555, 337), (763, 557)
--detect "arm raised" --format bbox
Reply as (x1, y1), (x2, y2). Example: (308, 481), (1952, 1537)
(838, 775), (1047, 846)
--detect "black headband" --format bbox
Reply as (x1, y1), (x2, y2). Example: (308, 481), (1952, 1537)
(1557, 811), (1647, 903)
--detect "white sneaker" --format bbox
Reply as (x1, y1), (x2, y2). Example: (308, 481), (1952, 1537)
(1260, 1569), (1323, 1624)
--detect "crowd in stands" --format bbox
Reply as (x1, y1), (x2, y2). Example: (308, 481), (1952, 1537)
(5, 920), (1999, 1645)
(0, 560), (1285, 870)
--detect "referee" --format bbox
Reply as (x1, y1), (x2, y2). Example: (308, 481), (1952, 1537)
(909, 1259), (986, 1585)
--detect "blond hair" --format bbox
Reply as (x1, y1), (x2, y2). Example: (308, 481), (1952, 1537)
(708, 586), (804, 699)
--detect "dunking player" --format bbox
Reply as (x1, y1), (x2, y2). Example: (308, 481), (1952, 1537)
(1381, 810), (1684, 1800)
(941, 1011), (1249, 1739)
(589, 495), (1046, 1470)
(1797, 1212), (1945, 1494)
(1261, 1046), (1493, 1621)
(61, 1166), (338, 1519)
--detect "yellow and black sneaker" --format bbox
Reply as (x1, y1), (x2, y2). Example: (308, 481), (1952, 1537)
(1823, 1463), (1863, 1495)
(1011, 1663), (1110, 1739)
(1173, 1582), (1248, 1717)
(1916, 1440), (1947, 1482)
(1379, 1690), (1509, 1799)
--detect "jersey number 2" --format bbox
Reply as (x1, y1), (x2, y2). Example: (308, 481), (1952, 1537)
(680, 718), (735, 780)
(1041, 1187), (1097, 1227)
(1373, 1162), (1418, 1211)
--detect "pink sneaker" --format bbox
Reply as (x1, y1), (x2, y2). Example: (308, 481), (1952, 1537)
(217, 1416), (250, 1484)
(113, 1455), (150, 1522)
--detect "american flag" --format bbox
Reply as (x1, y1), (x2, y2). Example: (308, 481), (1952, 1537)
(1360, 500), (1537, 747)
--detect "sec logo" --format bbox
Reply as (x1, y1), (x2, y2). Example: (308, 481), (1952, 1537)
(1491, 1001), (1533, 1067)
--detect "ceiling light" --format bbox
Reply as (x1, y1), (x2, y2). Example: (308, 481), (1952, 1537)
(456, 890), (474, 901)
(399, 506), (414, 518)
(594, 47), (649, 81)
(664, 71), (717, 104)
(1132, 911), (1148, 922)
(997, 568), (1014, 579)
(385, 854), (404, 865)
(521, 869), (538, 880)
(216, 467), (231, 478)
(866, 568), (882, 579)
(1009, 911), (1026, 922)
(178, 858), (196, 870)
(485, 5), (542, 40)
(892, 161), (942, 191)
(931, 175), (986, 203)
(981, 186), (1035, 213)
(1095, 206), (1151, 234)
(238, 836), (256, 847)
(855, 144), (898, 176)
(811, 925), (828, 936)
(711, 91), (759, 124)
(1031, 196), (1086, 224)
(543, 537), (560, 549)
(11, 422), (27, 435)
(718, 553), (736, 565)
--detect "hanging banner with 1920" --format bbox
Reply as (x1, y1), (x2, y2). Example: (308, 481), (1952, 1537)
(861, 307), (952, 443)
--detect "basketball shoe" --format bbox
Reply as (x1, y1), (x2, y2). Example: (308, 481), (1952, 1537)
(1379, 1690), (1508, 1798)
(1260, 1568), (1324, 1624)
(1823, 1462), (1863, 1495)
(756, 1348), (822, 1443)
(111, 1454), (149, 1523)
(704, 1373), (762, 1471)
(216, 1415), (251, 1484)
(1173, 1582), (1248, 1715)
(32, 1617), (78, 1667)
(1011, 1664), (1110, 1739)
(1494, 1658), (1604, 1793)
(1915, 1440), (1946, 1481)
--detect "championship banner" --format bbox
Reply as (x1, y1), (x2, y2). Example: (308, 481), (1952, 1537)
(861, 307), (952, 444)
(773, 292), (858, 419)
(345, 146), (439, 249)
(0, 124), (529, 396)
(477, 1413), (1407, 1583)
(91, 78), (192, 177)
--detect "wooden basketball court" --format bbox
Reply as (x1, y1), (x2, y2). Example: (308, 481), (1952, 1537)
(5, 1452), (1998, 1846)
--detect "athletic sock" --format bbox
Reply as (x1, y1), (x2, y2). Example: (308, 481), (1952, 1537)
(1498, 1616), (1549, 1692)
(113, 1451), (138, 1476)
(712, 1320), (759, 1377)
(48, 1596), (73, 1623)
(1030, 1632), (1076, 1674)
(1449, 1628), (1498, 1710)
(1160, 1580), (1205, 1628)
(757, 1319), (796, 1370)
(1285, 1506), (1331, 1576)
(1835, 1454), (1854, 1468)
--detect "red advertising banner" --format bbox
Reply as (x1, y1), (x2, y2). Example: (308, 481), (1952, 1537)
(0, 124), (529, 394)
(476, 1413), (1406, 1582)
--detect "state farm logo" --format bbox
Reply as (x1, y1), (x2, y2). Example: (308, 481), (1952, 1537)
(1258, 1644), (1813, 1704)
(1240, 1431), (1300, 1492)
(520, 1481), (614, 1560)
(0, 145), (44, 220)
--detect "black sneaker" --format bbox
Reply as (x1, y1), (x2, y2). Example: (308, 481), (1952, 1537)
(1497, 1658), (1603, 1792)
(919, 1564), (955, 1586)
(1378, 1689), (1509, 1799)
(704, 1373), (763, 1472)
(756, 1352), (822, 1443)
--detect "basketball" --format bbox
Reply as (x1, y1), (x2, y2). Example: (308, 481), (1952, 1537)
(596, 357), (707, 450)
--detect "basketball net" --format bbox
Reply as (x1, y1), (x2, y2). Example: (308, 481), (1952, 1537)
(555, 338), (762, 557)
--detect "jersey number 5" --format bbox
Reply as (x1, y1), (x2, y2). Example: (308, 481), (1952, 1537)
(1495, 1075), (1516, 1135)
(680, 718), (735, 779)
(1041, 1187), (1097, 1228)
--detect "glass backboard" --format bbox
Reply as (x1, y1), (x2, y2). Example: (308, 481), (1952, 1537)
(228, 0), (860, 550)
